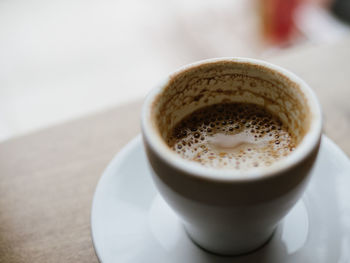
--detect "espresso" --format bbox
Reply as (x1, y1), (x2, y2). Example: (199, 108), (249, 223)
(166, 103), (296, 169)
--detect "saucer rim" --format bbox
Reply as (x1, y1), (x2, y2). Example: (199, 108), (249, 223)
(90, 134), (350, 263)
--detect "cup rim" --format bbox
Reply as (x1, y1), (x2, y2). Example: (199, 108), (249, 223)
(141, 57), (322, 182)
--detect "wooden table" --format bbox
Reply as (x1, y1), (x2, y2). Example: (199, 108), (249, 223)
(1, 39), (349, 263)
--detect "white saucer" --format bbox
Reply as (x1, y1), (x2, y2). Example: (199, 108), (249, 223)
(91, 135), (350, 263)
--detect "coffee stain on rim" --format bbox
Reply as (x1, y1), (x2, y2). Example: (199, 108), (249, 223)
(151, 60), (310, 153)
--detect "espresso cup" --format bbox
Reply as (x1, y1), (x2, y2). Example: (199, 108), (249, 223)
(141, 58), (322, 255)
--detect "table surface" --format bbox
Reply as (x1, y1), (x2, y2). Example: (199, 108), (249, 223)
(1, 38), (350, 263)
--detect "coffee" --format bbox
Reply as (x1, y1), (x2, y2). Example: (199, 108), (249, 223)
(167, 102), (296, 169)
(143, 58), (322, 255)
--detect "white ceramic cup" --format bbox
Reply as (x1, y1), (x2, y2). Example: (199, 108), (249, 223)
(141, 58), (322, 255)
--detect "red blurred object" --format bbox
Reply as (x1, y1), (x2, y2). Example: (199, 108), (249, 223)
(260, 0), (301, 45)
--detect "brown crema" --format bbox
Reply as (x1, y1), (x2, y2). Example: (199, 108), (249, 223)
(166, 102), (296, 170)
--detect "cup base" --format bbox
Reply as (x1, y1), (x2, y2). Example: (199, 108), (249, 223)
(184, 225), (277, 256)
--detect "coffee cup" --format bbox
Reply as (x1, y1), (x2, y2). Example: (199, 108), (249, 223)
(141, 58), (322, 255)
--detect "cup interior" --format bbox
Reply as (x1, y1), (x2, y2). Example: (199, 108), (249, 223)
(144, 58), (322, 178)
(153, 60), (310, 143)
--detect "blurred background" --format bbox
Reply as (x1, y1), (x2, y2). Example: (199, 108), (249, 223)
(1, 0), (349, 142)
